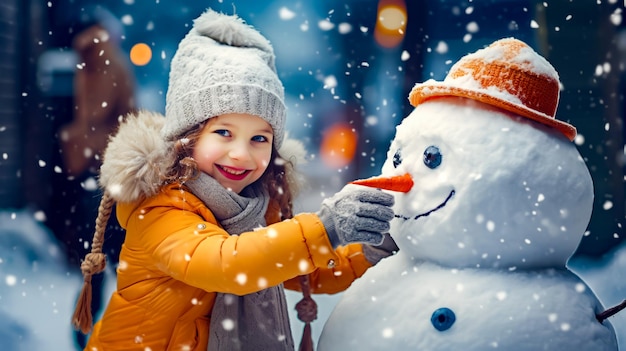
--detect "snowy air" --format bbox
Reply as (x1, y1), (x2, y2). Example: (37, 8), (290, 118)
(0, 0), (624, 350)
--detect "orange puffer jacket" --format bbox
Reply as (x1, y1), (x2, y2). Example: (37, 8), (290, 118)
(85, 183), (373, 351)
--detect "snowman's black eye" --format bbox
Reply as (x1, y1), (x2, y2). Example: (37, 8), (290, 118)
(423, 145), (442, 169)
(431, 307), (456, 331)
(393, 149), (402, 168)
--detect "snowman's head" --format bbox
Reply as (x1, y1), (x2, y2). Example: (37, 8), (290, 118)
(381, 97), (593, 270)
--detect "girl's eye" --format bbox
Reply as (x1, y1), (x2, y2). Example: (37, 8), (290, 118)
(393, 149), (402, 168)
(252, 135), (268, 143)
(214, 129), (231, 137)
(423, 145), (442, 169)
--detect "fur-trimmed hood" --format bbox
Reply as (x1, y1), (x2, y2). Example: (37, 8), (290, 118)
(99, 110), (175, 203)
(99, 110), (306, 203)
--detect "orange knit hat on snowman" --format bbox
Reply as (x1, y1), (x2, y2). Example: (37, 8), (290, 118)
(409, 37), (576, 141)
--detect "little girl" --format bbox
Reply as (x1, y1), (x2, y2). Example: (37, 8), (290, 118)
(72, 9), (397, 351)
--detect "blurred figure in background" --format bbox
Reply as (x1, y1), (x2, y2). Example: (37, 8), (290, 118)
(59, 12), (136, 177)
(48, 5), (136, 349)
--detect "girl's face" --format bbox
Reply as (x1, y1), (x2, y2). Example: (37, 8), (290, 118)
(192, 113), (274, 193)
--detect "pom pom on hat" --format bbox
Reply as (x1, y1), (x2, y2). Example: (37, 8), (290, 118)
(193, 10), (274, 60)
(163, 9), (287, 147)
(409, 37), (576, 141)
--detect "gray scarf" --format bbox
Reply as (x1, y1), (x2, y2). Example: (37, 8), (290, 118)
(186, 173), (295, 351)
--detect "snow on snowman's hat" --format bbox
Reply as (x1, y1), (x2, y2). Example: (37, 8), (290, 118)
(409, 37), (577, 141)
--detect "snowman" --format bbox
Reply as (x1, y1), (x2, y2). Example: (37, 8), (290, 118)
(317, 38), (619, 350)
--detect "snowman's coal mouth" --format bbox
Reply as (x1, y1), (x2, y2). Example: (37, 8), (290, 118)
(395, 190), (456, 221)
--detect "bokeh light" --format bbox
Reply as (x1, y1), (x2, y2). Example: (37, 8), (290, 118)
(320, 123), (358, 168)
(374, 0), (407, 48)
(379, 6), (406, 31)
(130, 42), (152, 66)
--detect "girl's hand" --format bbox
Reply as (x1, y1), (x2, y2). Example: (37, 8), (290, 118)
(317, 184), (395, 248)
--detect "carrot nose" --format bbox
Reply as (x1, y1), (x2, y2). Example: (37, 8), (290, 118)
(351, 173), (414, 193)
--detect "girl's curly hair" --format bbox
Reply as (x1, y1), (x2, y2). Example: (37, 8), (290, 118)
(164, 122), (298, 220)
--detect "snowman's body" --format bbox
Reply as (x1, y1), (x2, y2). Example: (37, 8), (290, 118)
(319, 252), (615, 350)
(318, 96), (618, 350)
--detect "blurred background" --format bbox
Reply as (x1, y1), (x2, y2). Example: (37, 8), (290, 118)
(0, 0), (624, 349)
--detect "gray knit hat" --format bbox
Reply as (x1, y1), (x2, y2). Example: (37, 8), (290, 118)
(163, 9), (287, 148)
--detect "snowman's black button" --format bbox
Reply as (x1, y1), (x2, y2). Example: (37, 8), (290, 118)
(431, 307), (456, 331)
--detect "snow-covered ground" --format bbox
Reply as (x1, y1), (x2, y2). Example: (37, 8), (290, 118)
(0, 210), (83, 350)
(0, 208), (623, 350)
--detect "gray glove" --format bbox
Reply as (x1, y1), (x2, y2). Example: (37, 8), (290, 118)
(317, 184), (395, 248)
(362, 233), (399, 264)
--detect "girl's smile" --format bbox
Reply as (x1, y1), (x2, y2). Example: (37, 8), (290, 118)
(215, 164), (251, 181)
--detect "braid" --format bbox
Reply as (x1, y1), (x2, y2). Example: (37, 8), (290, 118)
(71, 191), (113, 334)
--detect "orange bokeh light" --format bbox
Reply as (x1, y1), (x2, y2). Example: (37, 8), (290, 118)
(130, 43), (152, 66)
(320, 123), (358, 168)
(374, 0), (407, 48)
